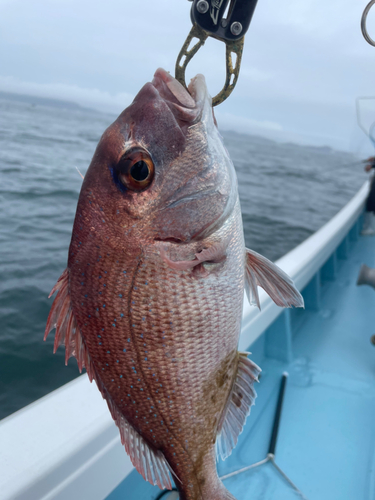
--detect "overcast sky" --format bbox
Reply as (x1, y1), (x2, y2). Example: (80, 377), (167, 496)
(0, 0), (375, 153)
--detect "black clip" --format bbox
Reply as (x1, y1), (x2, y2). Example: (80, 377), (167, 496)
(191, 0), (258, 41)
(175, 0), (258, 106)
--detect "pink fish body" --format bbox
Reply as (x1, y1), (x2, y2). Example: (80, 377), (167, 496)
(45, 69), (303, 500)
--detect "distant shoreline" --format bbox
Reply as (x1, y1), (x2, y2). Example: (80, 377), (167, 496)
(0, 90), (356, 155)
(0, 90), (88, 111)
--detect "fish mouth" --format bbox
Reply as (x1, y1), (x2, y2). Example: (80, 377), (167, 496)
(152, 68), (213, 134)
(151, 69), (231, 245)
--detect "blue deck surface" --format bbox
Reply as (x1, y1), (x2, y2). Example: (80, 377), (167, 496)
(106, 228), (375, 500)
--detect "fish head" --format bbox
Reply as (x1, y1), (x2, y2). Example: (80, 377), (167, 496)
(75, 68), (237, 254)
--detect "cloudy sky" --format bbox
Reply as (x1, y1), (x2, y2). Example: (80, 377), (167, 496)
(0, 0), (375, 152)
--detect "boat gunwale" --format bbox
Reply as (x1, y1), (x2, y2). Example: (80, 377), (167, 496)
(239, 181), (368, 350)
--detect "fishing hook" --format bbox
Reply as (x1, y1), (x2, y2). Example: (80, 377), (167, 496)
(361, 0), (375, 47)
(175, 0), (258, 106)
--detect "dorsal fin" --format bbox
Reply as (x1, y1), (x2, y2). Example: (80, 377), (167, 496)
(216, 352), (261, 461)
(245, 248), (304, 310)
(44, 269), (174, 491)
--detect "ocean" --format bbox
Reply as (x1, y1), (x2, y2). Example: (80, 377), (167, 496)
(0, 93), (366, 420)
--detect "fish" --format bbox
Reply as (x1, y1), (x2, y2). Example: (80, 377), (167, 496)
(44, 68), (304, 500)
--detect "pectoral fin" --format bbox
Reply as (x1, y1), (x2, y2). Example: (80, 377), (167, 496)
(216, 352), (261, 461)
(245, 248), (304, 309)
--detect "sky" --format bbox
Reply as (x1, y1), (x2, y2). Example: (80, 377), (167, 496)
(0, 0), (375, 153)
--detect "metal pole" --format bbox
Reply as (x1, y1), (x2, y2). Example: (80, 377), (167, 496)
(268, 372), (288, 457)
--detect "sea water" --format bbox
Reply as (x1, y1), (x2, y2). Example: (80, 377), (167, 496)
(0, 94), (366, 420)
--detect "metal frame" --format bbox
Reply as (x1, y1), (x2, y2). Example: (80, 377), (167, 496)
(361, 0), (375, 47)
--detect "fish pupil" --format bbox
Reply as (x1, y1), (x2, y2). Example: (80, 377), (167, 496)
(131, 161), (149, 182)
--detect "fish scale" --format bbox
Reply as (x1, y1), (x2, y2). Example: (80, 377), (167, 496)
(45, 68), (303, 500)
(72, 208), (244, 494)
(119, 212), (244, 491)
(130, 241), (241, 412)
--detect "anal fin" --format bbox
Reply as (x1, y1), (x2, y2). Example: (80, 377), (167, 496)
(216, 352), (261, 461)
(112, 409), (173, 490)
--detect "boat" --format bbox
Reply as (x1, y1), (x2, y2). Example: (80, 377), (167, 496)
(1, 181), (374, 500)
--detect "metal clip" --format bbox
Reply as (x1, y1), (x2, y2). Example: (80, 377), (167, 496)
(361, 0), (375, 47)
(175, 0), (258, 106)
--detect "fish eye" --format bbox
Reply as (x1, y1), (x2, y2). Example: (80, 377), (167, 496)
(117, 147), (154, 191)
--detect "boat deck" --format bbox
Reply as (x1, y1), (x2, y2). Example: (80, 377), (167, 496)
(107, 231), (375, 500)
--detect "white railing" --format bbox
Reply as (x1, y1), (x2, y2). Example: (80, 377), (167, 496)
(239, 182), (367, 350)
(0, 182), (368, 500)
(0, 376), (131, 500)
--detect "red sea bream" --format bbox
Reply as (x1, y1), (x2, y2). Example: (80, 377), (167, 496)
(45, 68), (303, 500)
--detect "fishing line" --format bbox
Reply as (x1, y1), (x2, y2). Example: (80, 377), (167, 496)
(356, 97), (375, 141)
(75, 166), (84, 180)
(370, 121), (375, 148)
(355, 97), (375, 158)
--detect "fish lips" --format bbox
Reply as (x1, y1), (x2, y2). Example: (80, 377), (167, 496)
(151, 68), (212, 135)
